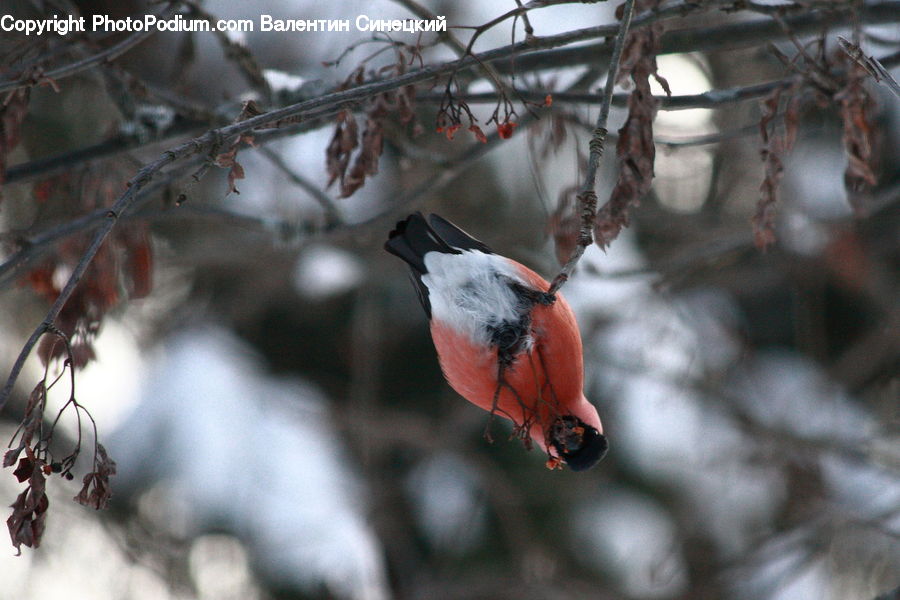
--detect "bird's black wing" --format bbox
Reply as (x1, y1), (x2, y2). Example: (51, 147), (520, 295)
(427, 214), (494, 254)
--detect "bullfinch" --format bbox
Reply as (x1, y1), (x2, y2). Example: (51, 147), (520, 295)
(386, 213), (607, 471)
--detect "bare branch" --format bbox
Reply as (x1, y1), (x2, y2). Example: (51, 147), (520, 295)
(547, 0), (636, 295)
(839, 35), (900, 98)
(389, 0), (469, 57)
(496, 1), (900, 74)
(0, 96), (532, 413)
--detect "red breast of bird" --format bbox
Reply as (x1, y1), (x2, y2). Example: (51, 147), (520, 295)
(386, 213), (607, 471)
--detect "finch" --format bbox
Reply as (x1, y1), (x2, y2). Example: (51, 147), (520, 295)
(385, 213), (607, 471)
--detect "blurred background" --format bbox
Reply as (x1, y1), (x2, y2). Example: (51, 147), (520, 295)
(1, 0), (898, 599)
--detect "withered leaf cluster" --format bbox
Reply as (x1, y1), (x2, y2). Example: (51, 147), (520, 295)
(755, 85), (800, 250)
(836, 62), (878, 215)
(26, 168), (153, 368)
(754, 40), (879, 248)
(326, 109), (360, 196)
(7, 454), (48, 553)
(5, 377), (117, 550)
(327, 59), (417, 198)
(214, 102), (264, 196)
(74, 444), (117, 511)
(4, 383), (49, 553)
(594, 0), (668, 249)
(549, 183), (582, 267)
(214, 142), (247, 197)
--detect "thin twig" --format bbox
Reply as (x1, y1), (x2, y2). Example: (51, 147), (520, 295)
(391, 0), (510, 100)
(838, 35), (900, 98)
(548, 0), (636, 295)
(300, 112), (541, 242)
(417, 79), (797, 110)
(389, 0), (470, 57)
(105, 0), (719, 151)
(7, 57), (876, 190)
(0, 0), (732, 230)
(560, 108), (762, 148)
(495, 1), (900, 74)
(0, 74), (831, 188)
(0, 114), (352, 290)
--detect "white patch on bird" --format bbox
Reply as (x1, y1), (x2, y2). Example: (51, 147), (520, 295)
(422, 250), (529, 345)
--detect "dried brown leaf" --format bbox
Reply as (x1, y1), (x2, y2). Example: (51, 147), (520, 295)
(342, 118), (383, 198)
(836, 63), (878, 215)
(595, 68), (658, 246)
(227, 160), (244, 195)
(595, 0), (663, 248)
(74, 444), (116, 511)
(759, 87), (782, 145)
(326, 111), (359, 189)
(123, 228), (153, 299)
(398, 86), (415, 124)
(12, 457), (36, 483)
(753, 87), (791, 250)
(784, 94), (801, 150)
(18, 382), (46, 448)
(3, 448), (22, 468)
(6, 458), (48, 553)
(25, 165), (153, 368)
(653, 73), (672, 97)
(549, 185), (581, 266)
(614, 0), (664, 85)
(214, 134), (253, 197)
(755, 139), (783, 250)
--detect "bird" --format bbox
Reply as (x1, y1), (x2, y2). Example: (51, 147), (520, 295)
(385, 212), (607, 471)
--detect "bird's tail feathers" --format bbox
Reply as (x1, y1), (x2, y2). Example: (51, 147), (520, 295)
(385, 212), (460, 273)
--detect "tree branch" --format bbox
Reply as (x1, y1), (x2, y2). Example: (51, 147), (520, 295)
(10, 1), (897, 190)
(426, 44), (900, 109)
(494, 1), (900, 74)
(547, 0), (636, 295)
